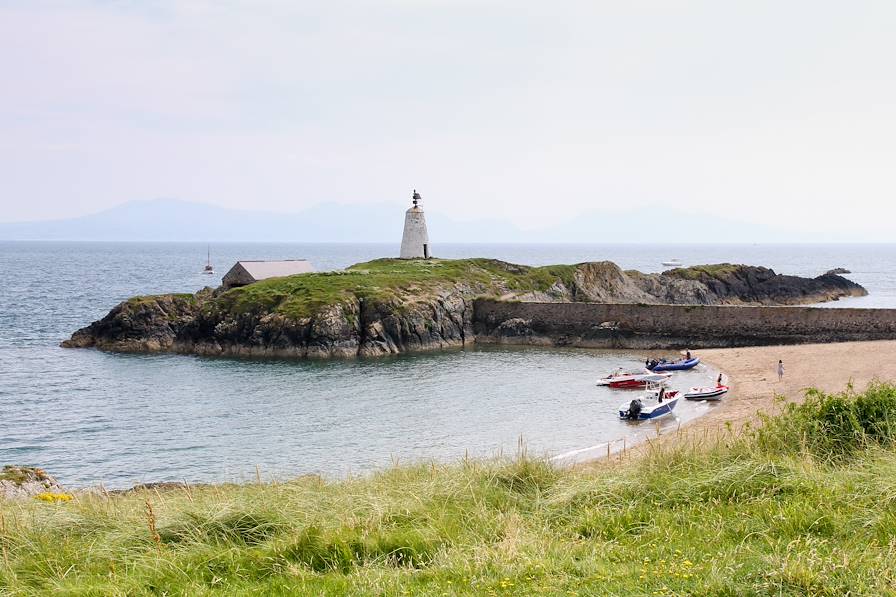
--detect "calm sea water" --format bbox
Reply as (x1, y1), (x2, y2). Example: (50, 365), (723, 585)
(1, 242), (894, 488)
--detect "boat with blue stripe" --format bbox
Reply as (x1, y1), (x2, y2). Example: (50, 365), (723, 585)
(647, 357), (700, 372)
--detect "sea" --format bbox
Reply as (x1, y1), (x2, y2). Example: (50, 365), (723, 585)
(2, 242), (895, 488)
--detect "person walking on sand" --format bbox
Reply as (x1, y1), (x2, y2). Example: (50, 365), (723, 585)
(777, 360), (784, 382)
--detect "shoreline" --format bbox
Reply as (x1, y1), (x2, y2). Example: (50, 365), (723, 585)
(7, 341), (896, 495)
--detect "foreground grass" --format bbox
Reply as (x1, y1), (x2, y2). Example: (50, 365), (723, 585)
(5, 385), (896, 595)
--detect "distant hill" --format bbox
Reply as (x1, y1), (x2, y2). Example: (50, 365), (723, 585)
(0, 199), (521, 243)
(0, 198), (812, 243)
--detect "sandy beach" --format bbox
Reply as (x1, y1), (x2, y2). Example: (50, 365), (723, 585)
(696, 340), (896, 431)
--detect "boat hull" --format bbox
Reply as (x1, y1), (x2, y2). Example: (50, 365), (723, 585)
(607, 379), (652, 389)
(597, 372), (672, 388)
(618, 394), (680, 420)
(604, 379), (647, 389)
(606, 375), (671, 389)
(648, 357), (700, 372)
(684, 385), (729, 400)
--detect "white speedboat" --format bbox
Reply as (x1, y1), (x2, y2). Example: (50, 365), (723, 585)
(661, 258), (683, 267)
(684, 385), (729, 401)
(596, 369), (673, 389)
(619, 387), (680, 420)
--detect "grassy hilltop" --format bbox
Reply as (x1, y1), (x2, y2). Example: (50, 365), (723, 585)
(215, 258), (579, 319)
(209, 257), (866, 319)
(4, 384), (896, 595)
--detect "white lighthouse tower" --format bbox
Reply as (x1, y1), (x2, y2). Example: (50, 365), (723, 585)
(400, 190), (430, 259)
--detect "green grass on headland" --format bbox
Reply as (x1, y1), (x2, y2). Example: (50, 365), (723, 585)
(664, 263), (747, 280)
(212, 258), (579, 320)
(4, 383), (896, 595)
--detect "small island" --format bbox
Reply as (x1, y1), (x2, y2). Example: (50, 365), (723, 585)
(63, 258), (867, 359)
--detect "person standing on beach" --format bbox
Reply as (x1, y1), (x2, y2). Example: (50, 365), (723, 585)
(777, 360), (784, 381)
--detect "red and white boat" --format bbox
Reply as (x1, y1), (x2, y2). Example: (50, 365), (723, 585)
(596, 369), (673, 389)
(684, 385), (729, 400)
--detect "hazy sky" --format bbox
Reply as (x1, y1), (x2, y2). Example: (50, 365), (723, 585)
(2, 1), (895, 238)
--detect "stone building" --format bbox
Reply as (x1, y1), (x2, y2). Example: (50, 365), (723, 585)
(399, 190), (430, 259)
(222, 260), (315, 289)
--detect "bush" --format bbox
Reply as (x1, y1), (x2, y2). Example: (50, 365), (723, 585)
(757, 382), (896, 460)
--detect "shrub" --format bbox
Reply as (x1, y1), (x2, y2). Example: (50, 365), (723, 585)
(757, 382), (896, 460)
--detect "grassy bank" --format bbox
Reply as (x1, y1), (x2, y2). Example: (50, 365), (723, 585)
(4, 385), (896, 595)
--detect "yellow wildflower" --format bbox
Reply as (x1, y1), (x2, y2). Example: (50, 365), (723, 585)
(34, 492), (73, 503)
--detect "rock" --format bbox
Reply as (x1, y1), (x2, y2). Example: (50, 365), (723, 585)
(62, 258), (869, 360)
(825, 267), (851, 275)
(0, 465), (65, 500)
(62, 293), (201, 351)
(494, 318), (534, 337)
(662, 264), (866, 306)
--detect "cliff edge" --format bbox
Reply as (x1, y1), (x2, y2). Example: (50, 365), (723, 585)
(63, 258), (867, 358)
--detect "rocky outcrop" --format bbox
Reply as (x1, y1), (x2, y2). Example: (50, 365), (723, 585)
(66, 282), (482, 359)
(64, 293), (202, 352)
(660, 265), (866, 305)
(825, 267), (852, 276)
(0, 465), (65, 500)
(63, 259), (868, 359)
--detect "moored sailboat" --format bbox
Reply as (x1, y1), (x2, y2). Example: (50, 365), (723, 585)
(203, 246), (214, 274)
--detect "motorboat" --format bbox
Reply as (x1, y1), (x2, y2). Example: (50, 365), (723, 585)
(596, 369), (673, 389)
(647, 357), (700, 372)
(661, 258), (683, 267)
(684, 385), (729, 401)
(619, 386), (680, 420)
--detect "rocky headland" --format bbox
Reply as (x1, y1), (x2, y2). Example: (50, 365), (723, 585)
(63, 258), (867, 358)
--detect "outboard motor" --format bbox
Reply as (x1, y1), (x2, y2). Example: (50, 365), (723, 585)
(627, 399), (643, 420)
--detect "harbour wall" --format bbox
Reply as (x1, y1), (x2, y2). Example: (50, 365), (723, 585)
(472, 299), (896, 349)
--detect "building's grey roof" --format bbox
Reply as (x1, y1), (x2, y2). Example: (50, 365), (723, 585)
(236, 260), (315, 280)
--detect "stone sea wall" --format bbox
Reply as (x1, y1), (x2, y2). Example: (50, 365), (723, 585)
(473, 299), (896, 349)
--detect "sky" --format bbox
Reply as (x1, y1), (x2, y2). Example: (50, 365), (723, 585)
(2, 1), (895, 239)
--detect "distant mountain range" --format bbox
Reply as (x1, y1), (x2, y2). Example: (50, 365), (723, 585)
(0, 198), (822, 243)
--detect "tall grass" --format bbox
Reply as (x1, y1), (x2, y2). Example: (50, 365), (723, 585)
(4, 385), (896, 595)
